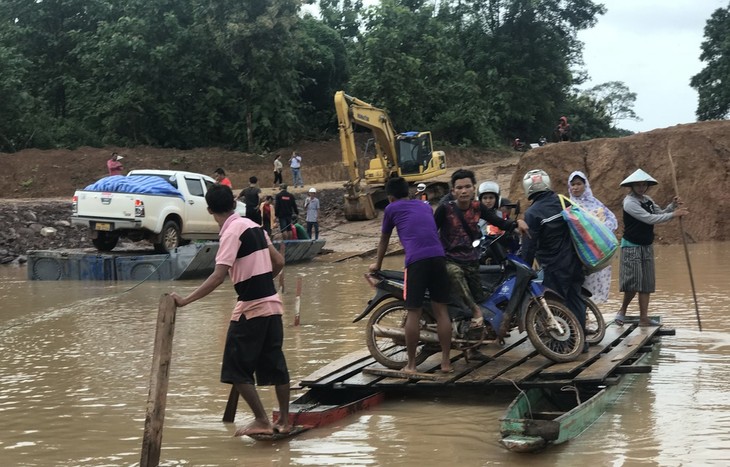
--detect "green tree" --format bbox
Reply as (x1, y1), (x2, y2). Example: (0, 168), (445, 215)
(200, 0), (303, 151)
(691, 4), (730, 120)
(444, 0), (606, 142)
(296, 16), (350, 136)
(585, 81), (641, 127)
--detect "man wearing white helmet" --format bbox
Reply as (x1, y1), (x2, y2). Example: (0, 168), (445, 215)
(520, 169), (587, 350)
(415, 183), (428, 202)
(614, 169), (688, 327)
(304, 187), (320, 240)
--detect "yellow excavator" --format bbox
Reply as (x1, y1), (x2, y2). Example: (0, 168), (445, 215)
(335, 91), (448, 220)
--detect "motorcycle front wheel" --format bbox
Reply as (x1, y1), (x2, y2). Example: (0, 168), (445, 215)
(365, 300), (435, 370)
(525, 298), (584, 362)
(584, 298), (606, 345)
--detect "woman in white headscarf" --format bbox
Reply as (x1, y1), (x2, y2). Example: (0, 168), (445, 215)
(568, 171), (618, 303)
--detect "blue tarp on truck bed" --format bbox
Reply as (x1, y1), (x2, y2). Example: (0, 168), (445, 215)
(83, 175), (184, 199)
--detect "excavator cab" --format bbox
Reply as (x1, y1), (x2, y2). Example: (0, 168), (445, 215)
(396, 132), (431, 175)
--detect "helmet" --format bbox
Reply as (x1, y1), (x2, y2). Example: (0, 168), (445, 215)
(620, 169), (658, 187)
(416, 183), (426, 192)
(522, 169), (552, 199)
(477, 181), (500, 206)
(308, 187), (317, 193)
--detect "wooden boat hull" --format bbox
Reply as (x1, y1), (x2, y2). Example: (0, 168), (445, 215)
(272, 239), (326, 264)
(500, 345), (654, 452)
(273, 387), (384, 428)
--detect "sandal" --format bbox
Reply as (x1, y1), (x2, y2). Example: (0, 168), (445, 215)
(614, 312), (625, 326)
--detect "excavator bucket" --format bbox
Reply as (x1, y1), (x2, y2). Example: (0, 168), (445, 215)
(344, 193), (377, 221)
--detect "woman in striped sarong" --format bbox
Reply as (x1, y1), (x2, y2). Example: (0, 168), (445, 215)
(615, 169), (688, 327)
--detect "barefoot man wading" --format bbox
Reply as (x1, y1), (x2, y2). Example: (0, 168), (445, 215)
(170, 184), (291, 437)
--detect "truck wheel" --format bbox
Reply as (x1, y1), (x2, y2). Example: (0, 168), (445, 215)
(154, 220), (181, 253)
(92, 232), (119, 251)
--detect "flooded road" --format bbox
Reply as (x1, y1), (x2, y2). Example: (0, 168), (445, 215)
(1, 243), (729, 466)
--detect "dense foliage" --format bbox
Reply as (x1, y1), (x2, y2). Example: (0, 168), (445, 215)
(0, 0), (651, 153)
(691, 3), (730, 121)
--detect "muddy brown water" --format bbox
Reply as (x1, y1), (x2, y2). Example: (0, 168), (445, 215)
(1, 243), (729, 466)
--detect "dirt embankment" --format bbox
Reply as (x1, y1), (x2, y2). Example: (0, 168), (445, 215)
(1, 120), (728, 264)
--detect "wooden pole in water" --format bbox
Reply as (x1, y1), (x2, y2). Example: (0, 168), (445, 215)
(222, 386), (239, 423)
(294, 276), (303, 326)
(140, 294), (177, 467)
(667, 147), (702, 331)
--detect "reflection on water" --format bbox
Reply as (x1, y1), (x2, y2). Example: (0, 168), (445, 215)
(1, 244), (729, 466)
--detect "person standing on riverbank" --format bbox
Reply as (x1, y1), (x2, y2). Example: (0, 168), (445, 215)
(369, 176), (452, 374)
(304, 187), (320, 240)
(170, 184), (291, 437)
(238, 176), (262, 225)
(107, 153), (124, 176)
(275, 184), (298, 240)
(273, 155), (283, 187)
(290, 152), (303, 188)
(614, 169), (689, 327)
(213, 168), (232, 188)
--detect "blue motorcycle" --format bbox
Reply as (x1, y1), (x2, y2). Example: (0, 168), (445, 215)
(355, 234), (586, 369)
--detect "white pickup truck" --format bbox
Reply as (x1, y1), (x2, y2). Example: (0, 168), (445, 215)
(71, 169), (244, 253)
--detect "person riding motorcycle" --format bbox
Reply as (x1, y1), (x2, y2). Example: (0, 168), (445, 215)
(477, 181), (503, 237)
(477, 181), (521, 263)
(520, 169), (587, 351)
(434, 170), (528, 331)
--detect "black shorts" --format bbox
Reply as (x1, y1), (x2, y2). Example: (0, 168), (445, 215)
(245, 208), (262, 225)
(404, 256), (450, 308)
(220, 314), (290, 386)
(278, 217), (292, 233)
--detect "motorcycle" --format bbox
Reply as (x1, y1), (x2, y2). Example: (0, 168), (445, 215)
(355, 234), (586, 369)
(531, 268), (606, 346)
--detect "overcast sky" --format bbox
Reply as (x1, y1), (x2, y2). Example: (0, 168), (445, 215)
(578, 0), (727, 132)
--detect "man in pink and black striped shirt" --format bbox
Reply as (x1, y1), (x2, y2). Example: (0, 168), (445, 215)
(171, 184), (290, 438)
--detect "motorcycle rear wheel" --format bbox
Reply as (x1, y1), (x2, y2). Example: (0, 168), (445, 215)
(365, 300), (434, 370)
(584, 298), (606, 345)
(525, 298), (584, 362)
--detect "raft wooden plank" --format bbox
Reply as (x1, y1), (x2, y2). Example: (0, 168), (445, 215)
(573, 326), (661, 383)
(416, 336), (530, 386)
(456, 341), (538, 385)
(341, 363), (392, 387)
(537, 325), (631, 378)
(299, 349), (374, 385)
(373, 352), (459, 386)
(311, 352), (389, 387)
(492, 354), (553, 385)
(364, 367), (440, 380)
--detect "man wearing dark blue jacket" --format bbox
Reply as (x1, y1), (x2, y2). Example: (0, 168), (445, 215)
(520, 169), (587, 350)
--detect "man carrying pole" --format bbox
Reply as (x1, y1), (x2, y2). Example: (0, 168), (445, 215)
(170, 184), (291, 437)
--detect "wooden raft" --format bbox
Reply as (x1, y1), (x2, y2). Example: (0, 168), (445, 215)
(299, 321), (673, 391)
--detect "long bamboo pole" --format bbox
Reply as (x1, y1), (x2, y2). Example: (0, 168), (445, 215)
(667, 148), (702, 331)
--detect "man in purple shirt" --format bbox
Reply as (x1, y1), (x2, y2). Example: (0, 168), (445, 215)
(369, 177), (452, 374)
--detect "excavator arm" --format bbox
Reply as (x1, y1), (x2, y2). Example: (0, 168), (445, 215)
(335, 91), (398, 185)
